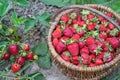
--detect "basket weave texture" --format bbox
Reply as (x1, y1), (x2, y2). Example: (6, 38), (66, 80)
(48, 4), (120, 80)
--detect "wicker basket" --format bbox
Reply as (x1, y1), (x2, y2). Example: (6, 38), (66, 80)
(48, 4), (120, 80)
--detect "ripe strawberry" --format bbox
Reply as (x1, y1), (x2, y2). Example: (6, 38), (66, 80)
(77, 63), (82, 67)
(87, 23), (95, 31)
(77, 21), (86, 26)
(103, 45), (109, 51)
(88, 44), (97, 54)
(70, 26), (76, 33)
(72, 19), (77, 24)
(77, 16), (82, 22)
(52, 38), (59, 47)
(72, 60), (79, 65)
(110, 37), (119, 48)
(9, 44), (19, 56)
(89, 54), (95, 61)
(63, 27), (73, 37)
(72, 56), (79, 61)
(16, 56), (25, 66)
(81, 53), (89, 59)
(12, 63), (21, 72)
(61, 14), (69, 23)
(86, 37), (95, 45)
(61, 51), (71, 62)
(56, 41), (66, 54)
(89, 63), (96, 67)
(96, 40), (104, 47)
(26, 53), (34, 60)
(72, 34), (80, 41)
(87, 13), (94, 20)
(52, 30), (61, 38)
(80, 46), (89, 54)
(67, 42), (79, 56)
(106, 38), (112, 43)
(104, 53), (114, 63)
(56, 25), (61, 32)
(108, 23), (114, 30)
(99, 25), (106, 32)
(2, 53), (10, 60)
(106, 13), (112, 18)
(60, 36), (69, 41)
(95, 58), (103, 65)
(97, 52), (104, 59)
(78, 41), (85, 49)
(78, 30), (85, 37)
(82, 59), (90, 65)
(23, 44), (30, 51)
(99, 33), (107, 40)
(98, 16), (104, 21)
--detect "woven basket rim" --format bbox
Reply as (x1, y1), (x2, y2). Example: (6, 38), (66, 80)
(48, 4), (120, 72)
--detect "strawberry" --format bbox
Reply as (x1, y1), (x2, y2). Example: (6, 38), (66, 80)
(89, 63), (96, 67)
(2, 52), (10, 60)
(82, 59), (90, 65)
(87, 23), (95, 31)
(23, 44), (30, 51)
(72, 34), (80, 41)
(99, 33), (107, 40)
(60, 36), (69, 41)
(108, 23), (114, 30)
(61, 14), (69, 23)
(98, 16), (104, 21)
(97, 52), (104, 59)
(96, 40), (104, 47)
(77, 16), (82, 22)
(77, 63), (82, 67)
(52, 38), (59, 47)
(105, 38), (112, 43)
(110, 37), (119, 48)
(72, 19), (77, 24)
(104, 53), (114, 63)
(56, 41), (66, 54)
(78, 30), (85, 37)
(67, 42), (79, 56)
(63, 27), (73, 37)
(95, 58), (103, 65)
(87, 13), (94, 20)
(103, 45), (109, 51)
(12, 63), (21, 72)
(70, 26), (76, 33)
(72, 56), (79, 61)
(61, 51), (71, 62)
(77, 21), (86, 26)
(52, 29), (61, 38)
(80, 46), (89, 54)
(72, 60), (79, 65)
(86, 37), (95, 45)
(16, 56), (25, 66)
(89, 54), (95, 61)
(9, 44), (19, 56)
(26, 53), (34, 60)
(78, 41), (85, 49)
(88, 44), (97, 54)
(106, 13), (112, 18)
(81, 53), (89, 59)
(99, 25), (106, 32)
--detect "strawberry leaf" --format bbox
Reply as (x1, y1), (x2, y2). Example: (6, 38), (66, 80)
(81, 10), (90, 15)
(103, 52), (110, 62)
(94, 46), (102, 55)
(109, 28), (119, 36)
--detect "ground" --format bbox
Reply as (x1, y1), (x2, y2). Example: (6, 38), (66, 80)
(11, 0), (120, 80)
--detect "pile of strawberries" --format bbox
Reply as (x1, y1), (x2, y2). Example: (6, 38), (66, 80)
(52, 9), (120, 67)
(1, 43), (38, 72)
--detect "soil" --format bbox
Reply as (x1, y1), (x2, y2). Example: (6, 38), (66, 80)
(3, 0), (120, 80)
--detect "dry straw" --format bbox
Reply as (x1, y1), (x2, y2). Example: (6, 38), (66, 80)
(48, 4), (120, 80)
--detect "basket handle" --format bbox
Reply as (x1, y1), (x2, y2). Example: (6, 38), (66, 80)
(51, 5), (120, 30)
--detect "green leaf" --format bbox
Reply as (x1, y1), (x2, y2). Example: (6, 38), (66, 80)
(32, 43), (48, 56)
(0, 0), (10, 16)
(37, 53), (51, 69)
(11, 12), (26, 27)
(24, 18), (37, 32)
(13, 0), (30, 7)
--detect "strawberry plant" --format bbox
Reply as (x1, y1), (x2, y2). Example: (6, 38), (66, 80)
(52, 9), (120, 67)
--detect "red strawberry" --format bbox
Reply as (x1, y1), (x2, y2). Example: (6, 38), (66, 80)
(61, 14), (69, 23)
(110, 37), (119, 48)
(56, 25), (61, 32)
(106, 38), (112, 43)
(103, 45), (109, 51)
(77, 21), (86, 26)
(95, 58), (103, 65)
(52, 38), (59, 47)
(97, 52), (104, 59)
(70, 26), (76, 33)
(52, 30), (61, 38)
(81, 53), (89, 59)
(72, 56), (79, 61)
(61, 51), (71, 62)
(23, 44), (30, 51)
(12, 63), (21, 72)
(104, 53), (114, 63)
(77, 16), (82, 22)
(2, 53), (10, 60)
(99, 25), (106, 32)
(89, 54), (95, 61)
(80, 46), (89, 54)
(77, 63), (82, 67)
(88, 44), (97, 54)
(72, 34), (80, 41)
(72, 19), (77, 24)
(78, 30), (85, 37)
(78, 41), (85, 49)
(87, 23), (95, 31)
(56, 41), (66, 54)
(96, 40), (103, 47)
(67, 42), (79, 56)
(26, 53), (34, 60)
(60, 36), (69, 41)
(72, 60), (79, 65)
(86, 37), (95, 45)
(99, 33), (107, 40)
(108, 23), (114, 30)
(98, 16), (104, 21)
(9, 44), (19, 56)
(87, 13), (94, 20)
(83, 59), (90, 65)
(89, 63), (96, 67)
(16, 56), (25, 66)
(63, 27), (73, 37)
(106, 13), (112, 18)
